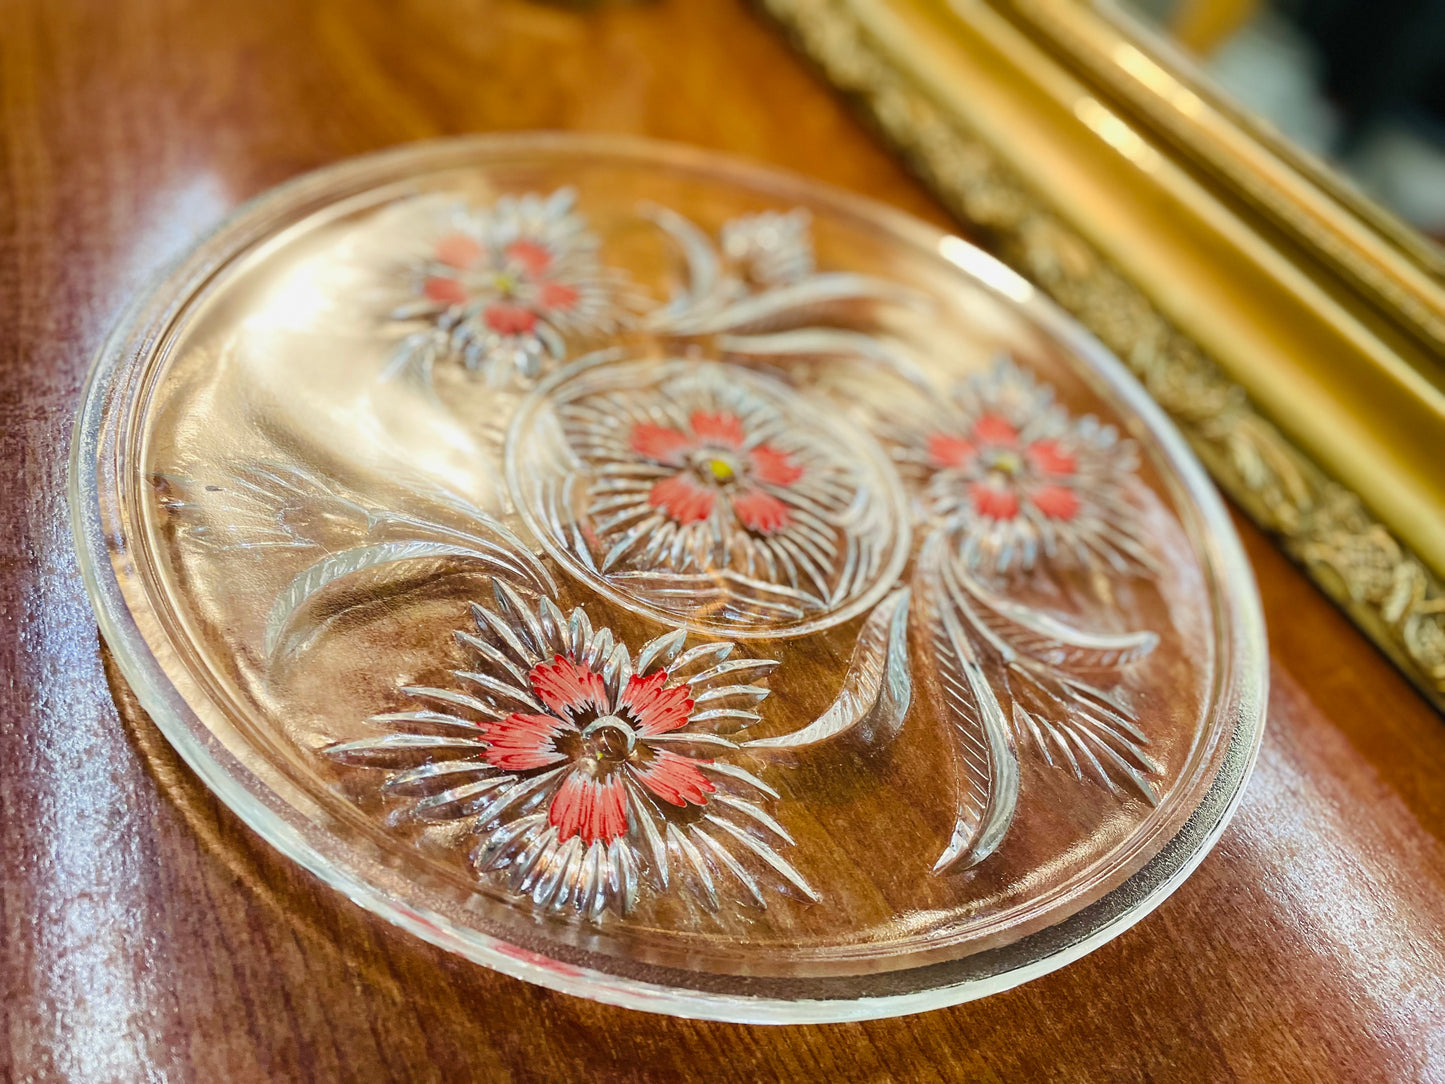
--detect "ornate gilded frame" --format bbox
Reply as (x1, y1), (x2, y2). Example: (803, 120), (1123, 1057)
(760, 0), (1445, 710)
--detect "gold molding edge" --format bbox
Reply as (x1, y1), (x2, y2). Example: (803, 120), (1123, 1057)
(759, 0), (1445, 710)
(1007, 0), (1445, 358)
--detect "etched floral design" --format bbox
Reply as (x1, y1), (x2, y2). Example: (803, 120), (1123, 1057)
(577, 373), (834, 579)
(162, 189), (1183, 897)
(478, 657), (712, 847)
(512, 358), (909, 633)
(891, 358), (1151, 577)
(720, 209), (815, 288)
(327, 582), (816, 918)
(627, 407), (806, 540)
(866, 356), (1163, 874)
(640, 205), (931, 391)
(386, 188), (626, 387)
(152, 463), (556, 658)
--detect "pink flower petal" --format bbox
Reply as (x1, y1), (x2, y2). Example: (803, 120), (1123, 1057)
(435, 233), (484, 269)
(747, 443), (804, 486)
(1032, 483), (1082, 521)
(969, 480), (1021, 520)
(648, 474), (715, 525)
(631, 750), (716, 807)
(537, 281), (578, 312)
(972, 413), (1019, 447)
(732, 488), (792, 534)
(630, 423), (693, 464)
(484, 302), (539, 336)
(422, 275), (469, 306)
(1026, 439), (1078, 477)
(617, 671), (694, 737)
(926, 433), (976, 470)
(483, 713), (570, 770)
(504, 239), (552, 276)
(689, 411), (745, 449)
(529, 657), (609, 719)
(549, 771), (629, 844)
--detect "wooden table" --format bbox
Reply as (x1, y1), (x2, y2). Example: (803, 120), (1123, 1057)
(3, 1), (1442, 1079)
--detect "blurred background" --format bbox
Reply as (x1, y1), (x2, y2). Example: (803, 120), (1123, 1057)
(1122, 0), (1445, 243)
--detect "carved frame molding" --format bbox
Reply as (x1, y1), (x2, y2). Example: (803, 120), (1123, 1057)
(760, 0), (1445, 709)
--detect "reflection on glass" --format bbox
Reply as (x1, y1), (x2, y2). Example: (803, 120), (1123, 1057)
(1122, 0), (1445, 243)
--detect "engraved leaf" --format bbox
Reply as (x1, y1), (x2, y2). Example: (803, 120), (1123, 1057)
(672, 273), (922, 335)
(151, 463), (369, 550)
(959, 568), (1159, 672)
(718, 328), (934, 393)
(264, 540), (537, 656)
(1006, 668), (1162, 804)
(949, 566), (1162, 803)
(159, 460), (558, 662)
(640, 203), (725, 327)
(371, 506), (555, 595)
(643, 203), (924, 340)
(746, 588), (912, 749)
(923, 539), (1020, 873)
(721, 209), (814, 285)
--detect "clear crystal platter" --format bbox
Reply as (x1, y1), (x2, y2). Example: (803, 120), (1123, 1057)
(70, 133), (1266, 1022)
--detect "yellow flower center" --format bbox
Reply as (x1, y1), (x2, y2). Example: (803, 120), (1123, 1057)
(989, 450), (1023, 477)
(707, 457), (735, 482)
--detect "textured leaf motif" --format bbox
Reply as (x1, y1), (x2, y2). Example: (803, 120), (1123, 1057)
(672, 273), (922, 335)
(718, 328), (934, 394)
(746, 588), (912, 749)
(264, 540), (535, 656)
(151, 464), (368, 550)
(642, 202), (925, 338)
(921, 538), (1020, 873)
(959, 569), (1159, 671)
(945, 567), (1162, 803)
(1006, 668), (1162, 805)
(159, 460), (559, 661)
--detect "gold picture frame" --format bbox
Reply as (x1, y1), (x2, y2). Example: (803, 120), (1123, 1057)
(761, 0), (1445, 709)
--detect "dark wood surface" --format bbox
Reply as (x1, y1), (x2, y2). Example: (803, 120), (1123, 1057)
(3, 1), (1442, 1080)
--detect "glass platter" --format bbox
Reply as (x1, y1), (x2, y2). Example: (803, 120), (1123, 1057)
(70, 133), (1266, 1023)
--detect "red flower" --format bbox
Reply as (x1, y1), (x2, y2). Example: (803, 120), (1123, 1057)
(503, 239), (552, 276)
(436, 233), (484, 269)
(422, 275), (469, 307)
(483, 301), (539, 336)
(894, 357), (1147, 576)
(423, 230), (579, 321)
(538, 281), (579, 310)
(554, 362), (888, 625)
(1025, 439), (1078, 477)
(629, 410), (803, 535)
(481, 657), (715, 846)
(926, 411), (1082, 525)
(388, 189), (623, 386)
(333, 589), (800, 917)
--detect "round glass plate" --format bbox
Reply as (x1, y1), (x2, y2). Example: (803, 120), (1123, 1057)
(71, 133), (1265, 1023)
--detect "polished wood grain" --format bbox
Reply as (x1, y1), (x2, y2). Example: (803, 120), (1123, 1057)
(2, 1), (1442, 1080)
